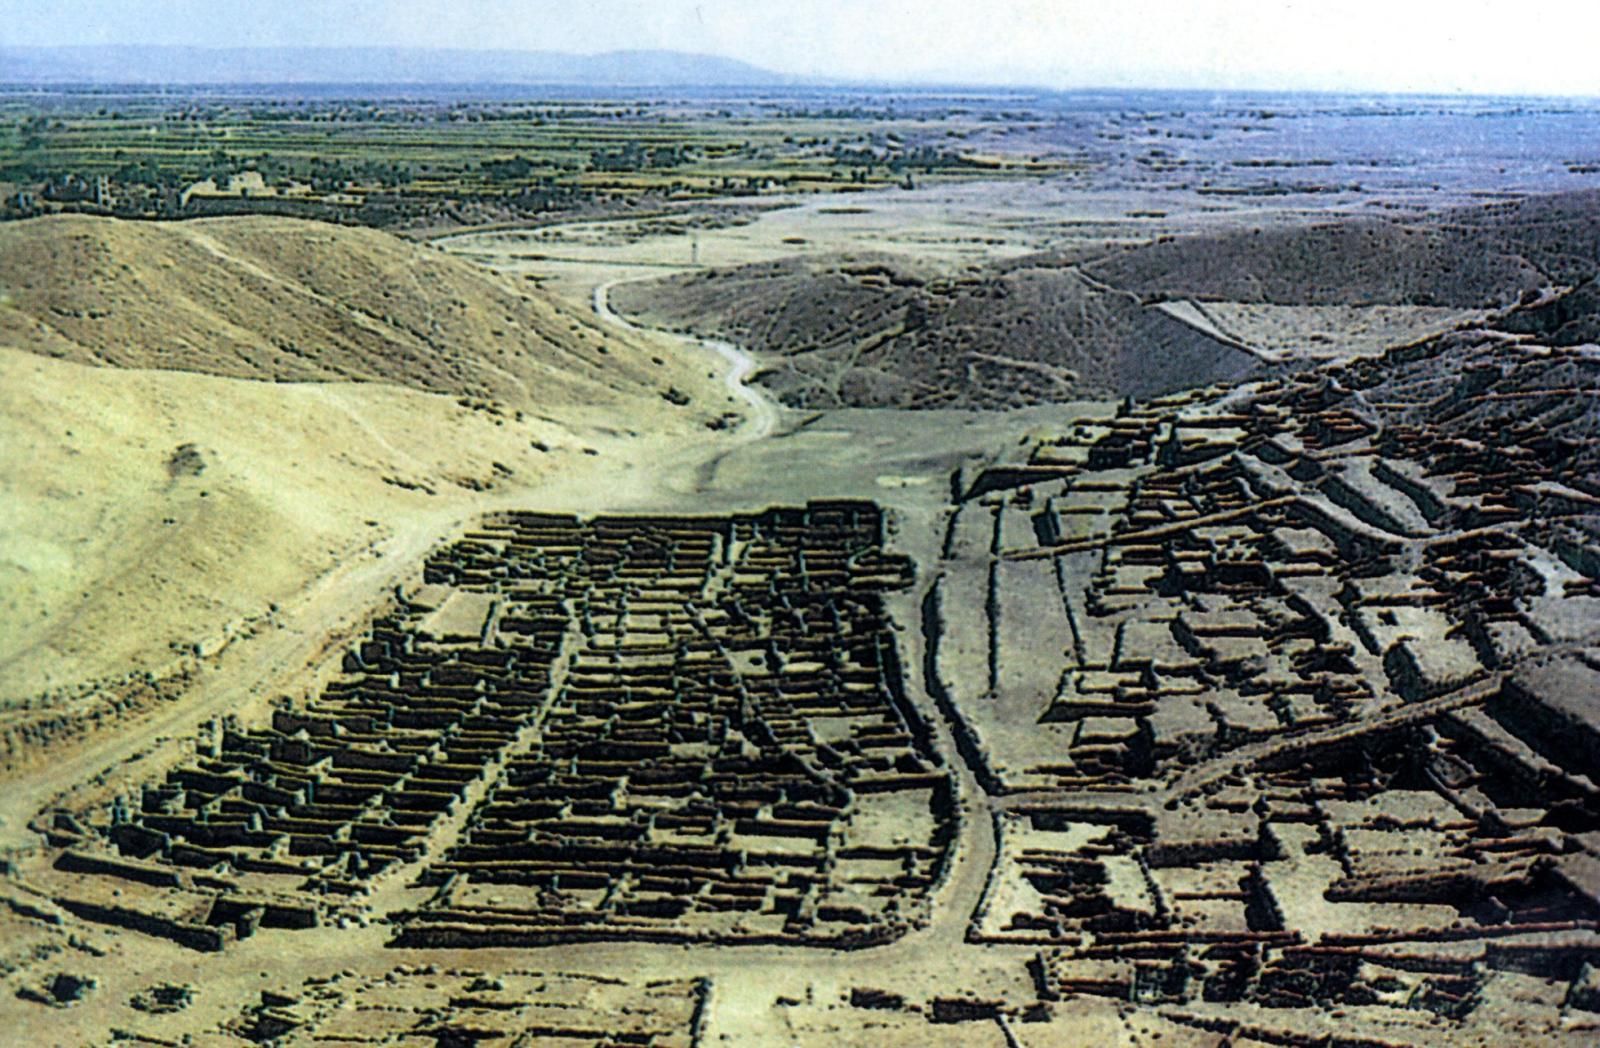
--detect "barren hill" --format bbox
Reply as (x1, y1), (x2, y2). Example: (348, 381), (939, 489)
(0, 214), (676, 411)
(1078, 218), (1543, 307)
(614, 191), (1600, 411)
(1079, 190), (1600, 307)
(1427, 189), (1600, 287)
(611, 254), (1260, 410)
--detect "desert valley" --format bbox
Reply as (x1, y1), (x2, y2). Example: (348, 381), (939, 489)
(1, 60), (1599, 1047)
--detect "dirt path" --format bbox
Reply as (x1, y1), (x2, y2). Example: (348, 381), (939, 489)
(594, 277), (778, 440)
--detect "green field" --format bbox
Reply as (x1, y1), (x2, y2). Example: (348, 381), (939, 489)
(0, 90), (1086, 229)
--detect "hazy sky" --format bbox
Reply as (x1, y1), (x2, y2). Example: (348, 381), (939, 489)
(5, 1), (1600, 96)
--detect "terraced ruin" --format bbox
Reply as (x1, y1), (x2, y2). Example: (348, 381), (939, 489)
(927, 330), (1600, 1044)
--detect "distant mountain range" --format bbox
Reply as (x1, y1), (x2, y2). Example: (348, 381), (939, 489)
(0, 46), (795, 86)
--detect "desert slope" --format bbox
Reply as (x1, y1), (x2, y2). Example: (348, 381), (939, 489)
(1077, 190), (1600, 306)
(1078, 218), (1543, 307)
(0, 215), (732, 770)
(0, 214), (688, 411)
(612, 191), (1600, 411)
(613, 253), (1259, 409)
(0, 348), (689, 766)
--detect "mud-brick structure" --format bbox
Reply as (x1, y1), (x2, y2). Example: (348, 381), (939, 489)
(220, 968), (705, 1045)
(939, 337), (1600, 1040)
(398, 503), (952, 947)
(38, 502), (954, 951)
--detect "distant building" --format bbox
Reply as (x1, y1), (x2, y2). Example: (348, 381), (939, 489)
(41, 173), (112, 207)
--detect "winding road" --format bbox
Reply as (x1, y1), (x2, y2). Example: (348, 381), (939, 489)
(593, 277), (778, 440)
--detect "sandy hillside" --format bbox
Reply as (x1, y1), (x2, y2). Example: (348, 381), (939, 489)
(0, 214), (691, 410)
(0, 348), (697, 764)
(0, 215), (732, 770)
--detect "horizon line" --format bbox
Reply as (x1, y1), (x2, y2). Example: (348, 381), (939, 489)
(5, 43), (1600, 101)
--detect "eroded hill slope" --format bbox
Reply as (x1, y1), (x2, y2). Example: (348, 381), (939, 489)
(1078, 190), (1600, 306)
(614, 190), (1600, 410)
(612, 254), (1260, 409)
(0, 214), (682, 410)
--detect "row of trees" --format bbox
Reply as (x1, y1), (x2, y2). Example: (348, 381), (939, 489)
(830, 143), (971, 173)
(588, 141), (694, 172)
